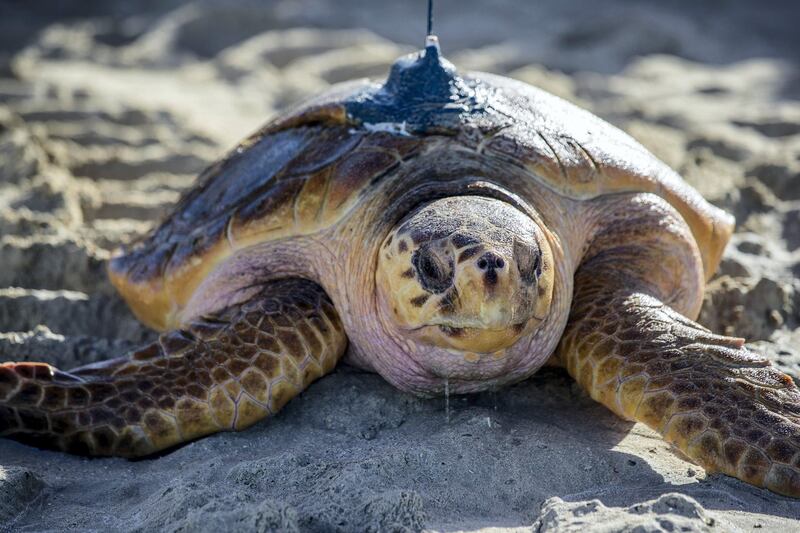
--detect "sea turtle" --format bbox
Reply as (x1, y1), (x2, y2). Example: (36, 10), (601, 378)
(2, 37), (799, 498)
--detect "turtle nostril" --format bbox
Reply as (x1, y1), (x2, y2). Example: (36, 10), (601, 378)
(477, 252), (504, 271)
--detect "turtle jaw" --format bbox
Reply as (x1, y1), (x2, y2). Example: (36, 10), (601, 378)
(370, 299), (550, 395)
(412, 320), (541, 355)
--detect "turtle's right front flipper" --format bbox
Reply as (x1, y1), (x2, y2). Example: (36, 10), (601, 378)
(0, 279), (346, 457)
(558, 199), (800, 498)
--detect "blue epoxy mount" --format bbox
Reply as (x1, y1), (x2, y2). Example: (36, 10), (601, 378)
(345, 36), (492, 134)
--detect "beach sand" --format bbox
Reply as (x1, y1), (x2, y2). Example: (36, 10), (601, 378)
(1, 1), (799, 530)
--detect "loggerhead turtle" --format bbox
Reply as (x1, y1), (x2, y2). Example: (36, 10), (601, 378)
(2, 37), (799, 498)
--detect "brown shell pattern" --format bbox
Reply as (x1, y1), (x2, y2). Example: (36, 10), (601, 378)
(110, 74), (732, 329)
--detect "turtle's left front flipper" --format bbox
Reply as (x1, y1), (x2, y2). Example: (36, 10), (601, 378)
(558, 204), (800, 498)
(0, 279), (346, 457)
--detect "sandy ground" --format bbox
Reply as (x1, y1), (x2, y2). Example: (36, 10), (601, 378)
(1, 0), (800, 531)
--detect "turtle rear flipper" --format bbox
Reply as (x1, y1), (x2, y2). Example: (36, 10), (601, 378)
(558, 196), (800, 498)
(0, 279), (346, 457)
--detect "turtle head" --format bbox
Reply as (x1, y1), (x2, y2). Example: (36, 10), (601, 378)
(377, 196), (554, 354)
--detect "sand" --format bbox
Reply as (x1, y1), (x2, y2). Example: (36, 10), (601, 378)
(1, 0), (799, 531)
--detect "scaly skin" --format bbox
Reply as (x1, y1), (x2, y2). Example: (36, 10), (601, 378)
(558, 194), (800, 497)
(0, 279), (345, 456)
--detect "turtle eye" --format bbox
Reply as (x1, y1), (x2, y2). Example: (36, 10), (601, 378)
(412, 247), (453, 293)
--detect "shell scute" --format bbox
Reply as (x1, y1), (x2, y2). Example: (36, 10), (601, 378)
(476, 73), (733, 277)
(109, 112), (426, 329)
(326, 148), (397, 211)
(233, 177), (306, 235)
(293, 167), (334, 224)
(285, 127), (364, 175)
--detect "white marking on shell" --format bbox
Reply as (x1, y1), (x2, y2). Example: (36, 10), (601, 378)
(363, 121), (410, 136)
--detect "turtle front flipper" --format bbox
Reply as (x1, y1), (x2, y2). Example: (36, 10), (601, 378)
(558, 199), (800, 498)
(0, 279), (346, 457)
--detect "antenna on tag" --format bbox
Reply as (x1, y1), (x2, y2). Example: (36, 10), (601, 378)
(425, 0), (439, 51)
(427, 0), (434, 37)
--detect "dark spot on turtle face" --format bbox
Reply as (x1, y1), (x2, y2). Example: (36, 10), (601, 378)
(398, 240), (408, 253)
(401, 268), (414, 278)
(514, 240), (541, 284)
(410, 229), (428, 245)
(451, 233), (479, 248)
(438, 325), (464, 337)
(512, 322), (527, 334)
(438, 290), (457, 315)
(410, 294), (430, 307)
(458, 245), (483, 263)
(412, 246), (453, 293)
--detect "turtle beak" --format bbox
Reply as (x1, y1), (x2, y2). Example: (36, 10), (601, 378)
(452, 249), (521, 330)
